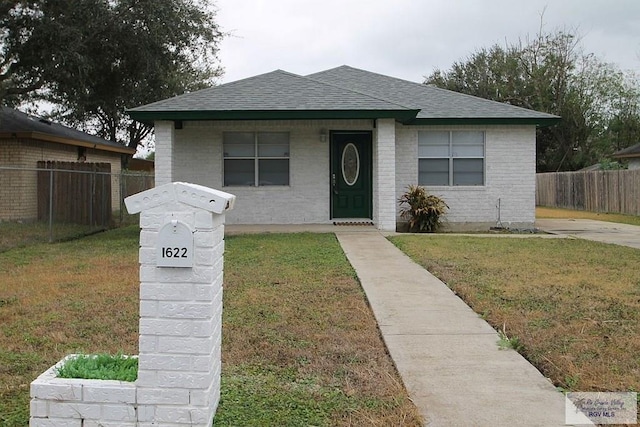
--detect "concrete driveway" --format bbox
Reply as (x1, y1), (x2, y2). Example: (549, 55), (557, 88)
(536, 218), (640, 249)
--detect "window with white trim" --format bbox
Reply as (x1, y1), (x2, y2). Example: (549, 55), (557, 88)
(418, 131), (485, 186)
(223, 132), (290, 186)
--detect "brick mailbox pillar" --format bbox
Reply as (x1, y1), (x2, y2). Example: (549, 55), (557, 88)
(125, 182), (235, 426)
(29, 182), (235, 426)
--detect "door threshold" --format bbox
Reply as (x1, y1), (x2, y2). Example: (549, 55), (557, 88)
(333, 219), (374, 226)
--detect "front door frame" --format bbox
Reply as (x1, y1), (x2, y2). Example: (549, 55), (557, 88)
(330, 130), (373, 220)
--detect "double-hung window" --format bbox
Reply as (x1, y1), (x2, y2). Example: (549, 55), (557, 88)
(223, 132), (290, 186)
(418, 131), (485, 186)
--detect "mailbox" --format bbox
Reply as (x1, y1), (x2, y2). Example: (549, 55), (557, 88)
(125, 182), (236, 269)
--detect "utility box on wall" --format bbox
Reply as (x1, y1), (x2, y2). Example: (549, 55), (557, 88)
(29, 182), (235, 427)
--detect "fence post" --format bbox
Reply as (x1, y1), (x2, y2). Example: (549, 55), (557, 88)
(48, 168), (54, 243)
(101, 169), (107, 228)
(120, 171), (125, 225)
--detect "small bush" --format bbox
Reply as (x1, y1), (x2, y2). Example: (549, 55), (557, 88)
(398, 185), (448, 233)
(56, 353), (138, 382)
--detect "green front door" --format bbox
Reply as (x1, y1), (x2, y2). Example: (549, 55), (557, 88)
(331, 131), (372, 219)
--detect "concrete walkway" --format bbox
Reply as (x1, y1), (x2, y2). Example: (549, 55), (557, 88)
(536, 218), (640, 249)
(336, 231), (584, 427)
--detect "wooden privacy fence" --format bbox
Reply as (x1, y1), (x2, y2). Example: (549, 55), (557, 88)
(536, 169), (640, 215)
(120, 171), (155, 200)
(37, 161), (112, 226)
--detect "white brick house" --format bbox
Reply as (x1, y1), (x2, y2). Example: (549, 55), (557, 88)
(129, 66), (559, 231)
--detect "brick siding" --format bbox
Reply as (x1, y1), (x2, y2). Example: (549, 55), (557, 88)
(155, 121), (536, 230)
(165, 119), (374, 225)
(395, 124), (536, 229)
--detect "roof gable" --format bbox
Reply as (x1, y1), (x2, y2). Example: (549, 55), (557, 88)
(128, 70), (420, 122)
(134, 69), (413, 111)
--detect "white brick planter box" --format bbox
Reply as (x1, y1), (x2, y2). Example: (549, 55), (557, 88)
(30, 354), (138, 427)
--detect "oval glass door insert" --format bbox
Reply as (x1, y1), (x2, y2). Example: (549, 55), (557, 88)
(341, 143), (360, 186)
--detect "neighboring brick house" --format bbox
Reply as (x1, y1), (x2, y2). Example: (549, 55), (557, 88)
(0, 107), (135, 221)
(612, 143), (640, 170)
(128, 66), (559, 231)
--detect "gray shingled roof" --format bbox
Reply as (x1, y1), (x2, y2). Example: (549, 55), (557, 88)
(133, 69), (412, 112)
(0, 107), (135, 154)
(308, 66), (558, 121)
(128, 65), (560, 125)
(612, 143), (640, 158)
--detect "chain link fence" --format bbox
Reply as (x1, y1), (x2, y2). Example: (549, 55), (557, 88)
(0, 165), (154, 251)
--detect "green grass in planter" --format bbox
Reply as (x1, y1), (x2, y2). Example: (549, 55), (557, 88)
(56, 353), (138, 382)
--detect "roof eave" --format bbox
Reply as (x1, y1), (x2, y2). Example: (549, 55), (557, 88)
(127, 109), (421, 123)
(0, 131), (136, 155)
(407, 117), (561, 127)
(611, 153), (640, 159)
(128, 110), (561, 128)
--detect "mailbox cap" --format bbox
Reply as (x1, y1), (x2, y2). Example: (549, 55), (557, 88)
(125, 182), (236, 214)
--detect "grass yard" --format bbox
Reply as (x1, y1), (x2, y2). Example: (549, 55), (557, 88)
(391, 235), (640, 402)
(0, 227), (421, 426)
(0, 227), (140, 425)
(0, 221), (106, 253)
(537, 206), (640, 227)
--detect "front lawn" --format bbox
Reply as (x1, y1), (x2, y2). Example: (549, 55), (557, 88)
(0, 227), (140, 426)
(0, 228), (421, 426)
(0, 221), (103, 252)
(391, 235), (640, 400)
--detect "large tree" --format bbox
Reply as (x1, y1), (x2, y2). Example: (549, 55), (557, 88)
(1, 0), (223, 151)
(425, 30), (640, 171)
(1, 1), (48, 102)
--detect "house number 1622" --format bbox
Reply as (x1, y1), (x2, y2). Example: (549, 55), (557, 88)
(157, 220), (194, 268)
(161, 247), (188, 258)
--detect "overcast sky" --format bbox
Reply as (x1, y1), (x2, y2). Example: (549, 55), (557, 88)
(215, 0), (640, 84)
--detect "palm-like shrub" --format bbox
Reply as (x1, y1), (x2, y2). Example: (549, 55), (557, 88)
(398, 185), (448, 232)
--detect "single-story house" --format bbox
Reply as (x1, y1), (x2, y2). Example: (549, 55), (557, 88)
(128, 65), (559, 231)
(612, 143), (640, 170)
(0, 107), (135, 221)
